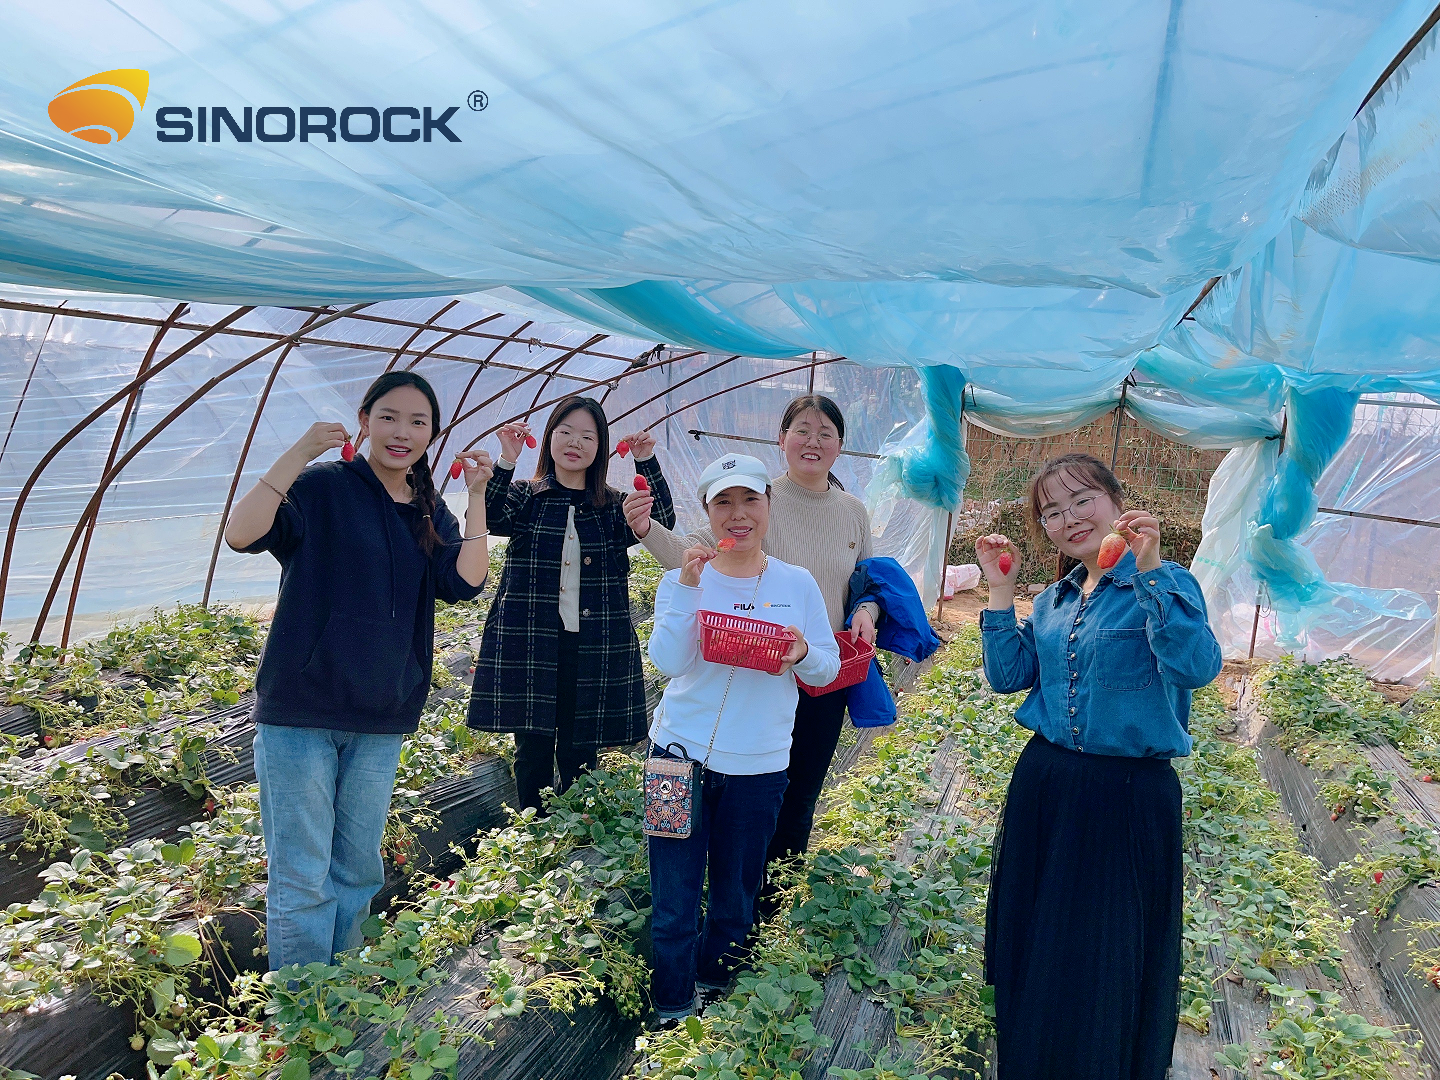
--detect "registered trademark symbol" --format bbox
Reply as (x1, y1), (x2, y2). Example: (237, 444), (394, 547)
(468, 91), (488, 112)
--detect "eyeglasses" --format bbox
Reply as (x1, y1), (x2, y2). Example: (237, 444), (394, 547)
(1038, 495), (1099, 533)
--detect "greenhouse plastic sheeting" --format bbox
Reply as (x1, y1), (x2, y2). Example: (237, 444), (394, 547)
(0, 2), (1430, 301)
(1196, 398), (1440, 682)
(0, 297), (941, 639)
(1300, 21), (1440, 263)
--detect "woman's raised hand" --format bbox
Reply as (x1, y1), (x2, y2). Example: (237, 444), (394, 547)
(619, 430), (657, 461)
(454, 450), (494, 492)
(776, 626), (809, 676)
(292, 422), (350, 463)
(624, 490), (656, 539)
(977, 533), (1017, 586)
(496, 422), (531, 464)
(679, 545), (715, 588)
(1113, 510), (1162, 572)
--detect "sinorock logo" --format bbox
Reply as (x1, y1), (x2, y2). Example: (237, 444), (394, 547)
(155, 104), (463, 143)
(49, 69), (149, 143)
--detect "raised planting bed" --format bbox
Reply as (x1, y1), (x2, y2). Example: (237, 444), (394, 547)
(0, 753), (517, 1080)
(0, 644), (480, 911)
(1217, 659), (1440, 1077)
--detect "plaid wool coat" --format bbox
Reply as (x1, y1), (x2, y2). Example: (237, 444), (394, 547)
(466, 455), (674, 745)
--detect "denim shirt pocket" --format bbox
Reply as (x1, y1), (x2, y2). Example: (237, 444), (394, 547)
(1094, 628), (1155, 690)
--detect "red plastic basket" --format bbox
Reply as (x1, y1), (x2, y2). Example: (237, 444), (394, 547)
(697, 610), (795, 674)
(799, 633), (876, 696)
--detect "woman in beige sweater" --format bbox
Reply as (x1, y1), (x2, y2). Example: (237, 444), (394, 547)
(624, 395), (879, 864)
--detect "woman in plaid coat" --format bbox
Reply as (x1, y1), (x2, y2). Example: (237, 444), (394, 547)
(466, 396), (675, 811)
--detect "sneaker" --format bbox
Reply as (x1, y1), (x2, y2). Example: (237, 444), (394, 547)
(697, 983), (730, 1012)
(644, 1012), (689, 1034)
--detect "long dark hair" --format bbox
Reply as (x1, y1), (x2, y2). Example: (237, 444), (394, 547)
(779, 394), (846, 490)
(534, 396), (613, 507)
(359, 371), (443, 555)
(1027, 453), (1124, 579)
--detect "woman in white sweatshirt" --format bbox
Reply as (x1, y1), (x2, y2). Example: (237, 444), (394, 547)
(645, 453), (840, 1025)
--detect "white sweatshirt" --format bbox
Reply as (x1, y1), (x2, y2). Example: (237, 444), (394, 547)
(648, 557), (842, 775)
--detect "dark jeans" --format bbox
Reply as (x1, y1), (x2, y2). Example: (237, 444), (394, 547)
(512, 631), (597, 813)
(647, 758), (788, 1017)
(766, 686), (848, 862)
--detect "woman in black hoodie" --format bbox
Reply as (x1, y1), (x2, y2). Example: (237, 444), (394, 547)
(225, 371), (490, 969)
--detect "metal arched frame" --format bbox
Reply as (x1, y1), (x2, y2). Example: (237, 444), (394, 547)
(61, 303), (190, 649)
(0, 306), (258, 622)
(27, 305), (368, 642)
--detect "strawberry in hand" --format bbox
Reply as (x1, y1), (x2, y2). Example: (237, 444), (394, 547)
(1097, 531), (1126, 570)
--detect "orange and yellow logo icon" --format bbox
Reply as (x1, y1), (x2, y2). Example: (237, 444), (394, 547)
(48, 69), (149, 144)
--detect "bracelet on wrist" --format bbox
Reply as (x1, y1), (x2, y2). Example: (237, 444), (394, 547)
(259, 478), (289, 501)
(461, 530), (489, 542)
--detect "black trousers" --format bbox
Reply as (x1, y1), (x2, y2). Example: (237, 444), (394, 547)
(765, 685), (849, 862)
(512, 631), (598, 813)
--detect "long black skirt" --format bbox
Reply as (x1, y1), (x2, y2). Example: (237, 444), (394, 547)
(985, 734), (1182, 1080)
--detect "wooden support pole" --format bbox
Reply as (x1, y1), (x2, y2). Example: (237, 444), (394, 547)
(935, 511), (954, 624)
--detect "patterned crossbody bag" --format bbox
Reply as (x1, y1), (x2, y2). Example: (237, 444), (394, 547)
(642, 556), (768, 840)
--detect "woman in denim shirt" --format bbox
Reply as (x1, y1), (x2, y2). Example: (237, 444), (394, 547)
(976, 453), (1221, 1080)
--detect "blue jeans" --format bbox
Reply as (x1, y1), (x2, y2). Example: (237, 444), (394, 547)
(253, 724), (404, 970)
(647, 758), (788, 1017)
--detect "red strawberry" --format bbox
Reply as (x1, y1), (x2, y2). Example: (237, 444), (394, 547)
(42, 735), (54, 746)
(633, 475), (650, 492)
(997, 552), (1013, 576)
(449, 460), (463, 480)
(717, 537), (736, 551)
(1425, 774), (1434, 783)
(1330, 813), (1339, 822)
(525, 434), (537, 449)
(394, 852), (407, 866)
(616, 440), (630, 458)
(341, 441), (355, 462)
(204, 798), (216, 814)
(1096, 531), (1127, 570)
(1374, 870), (1385, 883)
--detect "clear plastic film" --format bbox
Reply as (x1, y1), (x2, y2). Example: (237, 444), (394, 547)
(0, 2), (1430, 301)
(0, 302), (941, 641)
(1194, 397), (1439, 681)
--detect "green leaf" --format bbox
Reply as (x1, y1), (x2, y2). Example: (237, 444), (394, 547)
(160, 931), (203, 967)
(409, 1065), (434, 1080)
(279, 1057), (311, 1080)
(151, 975), (176, 1014)
(429, 1045), (458, 1070)
(685, 1015), (705, 1043)
(179, 838), (196, 863)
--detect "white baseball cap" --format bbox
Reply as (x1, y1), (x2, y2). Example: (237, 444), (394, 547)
(697, 453), (771, 505)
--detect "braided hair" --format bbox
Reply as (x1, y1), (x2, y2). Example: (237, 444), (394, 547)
(358, 371), (444, 555)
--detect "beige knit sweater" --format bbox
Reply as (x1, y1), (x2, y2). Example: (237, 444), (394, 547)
(639, 474), (878, 633)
